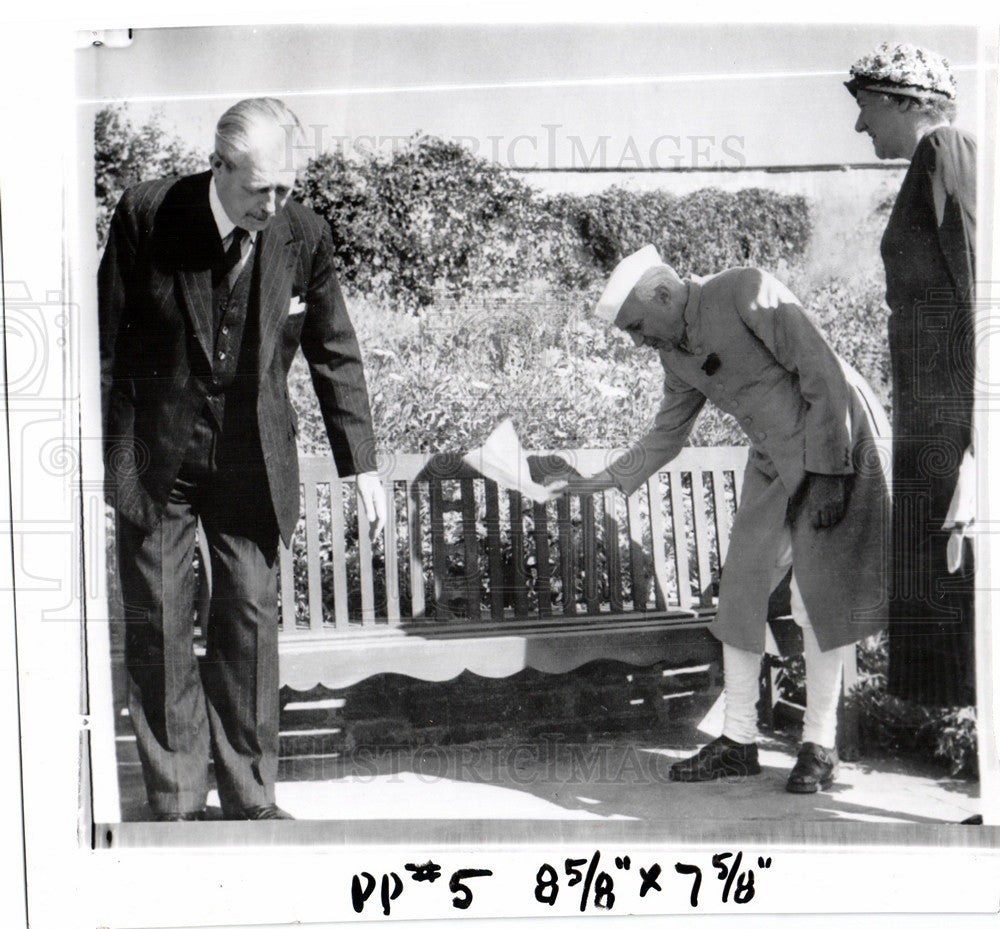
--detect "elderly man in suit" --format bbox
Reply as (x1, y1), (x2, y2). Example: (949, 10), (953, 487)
(99, 97), (385, 820)
(556, 245), (889, 793)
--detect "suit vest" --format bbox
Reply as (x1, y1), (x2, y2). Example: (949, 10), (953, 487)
(202, 249), (259, 430)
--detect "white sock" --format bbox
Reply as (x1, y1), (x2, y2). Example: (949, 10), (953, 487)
(721, 643), (762, 745)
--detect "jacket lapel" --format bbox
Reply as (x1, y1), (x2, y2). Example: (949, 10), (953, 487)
(254, 212), (298, 375)
(176, 267), (216, 365)
(168, 173), (221, 366)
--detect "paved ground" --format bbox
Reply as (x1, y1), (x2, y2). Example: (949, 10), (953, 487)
(116, 731), (979, 825)
(270, 736), (980, 825)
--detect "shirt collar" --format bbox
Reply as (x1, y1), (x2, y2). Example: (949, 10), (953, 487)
(208, 176), (257, 243)
(669, 276), (703, 354)
(682, 276), (703, 332)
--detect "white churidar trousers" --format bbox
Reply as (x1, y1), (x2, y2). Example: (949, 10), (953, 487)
(720, 536), (854, 749)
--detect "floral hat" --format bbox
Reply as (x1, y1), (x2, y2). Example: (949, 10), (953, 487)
(845, 42), (957, 100)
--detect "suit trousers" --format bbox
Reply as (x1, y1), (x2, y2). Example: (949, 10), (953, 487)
(117, 401), (280, 815)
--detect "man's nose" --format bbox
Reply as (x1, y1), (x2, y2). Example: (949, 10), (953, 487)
(263, 191), (277, 214)
(629, 331), (643, 348)
(854, 112), (867, 134)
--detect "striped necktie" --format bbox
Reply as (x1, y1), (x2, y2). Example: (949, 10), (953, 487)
(218, 227), (249, 289)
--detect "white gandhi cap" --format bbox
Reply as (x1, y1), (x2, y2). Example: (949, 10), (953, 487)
(593, 244), (663, 323)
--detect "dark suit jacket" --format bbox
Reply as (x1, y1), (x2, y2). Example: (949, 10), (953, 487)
(99, 171), (377, 545)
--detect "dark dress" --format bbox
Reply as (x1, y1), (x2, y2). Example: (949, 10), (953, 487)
(880, 126), (977, 706)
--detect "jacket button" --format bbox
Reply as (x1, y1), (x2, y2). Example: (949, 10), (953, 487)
(217, 351), (226, 360)
(757, 431), (767, 440)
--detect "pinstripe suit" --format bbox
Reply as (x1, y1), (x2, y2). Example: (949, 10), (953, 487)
(99, 171), (376, 815)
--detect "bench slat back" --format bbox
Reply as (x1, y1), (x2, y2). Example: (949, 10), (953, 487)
(602, 489), (625, 615)
(278, 446), (749, 633)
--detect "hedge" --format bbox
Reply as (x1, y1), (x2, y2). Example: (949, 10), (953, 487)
(296, 133), (812, 310)
(95, 111), (813, 312)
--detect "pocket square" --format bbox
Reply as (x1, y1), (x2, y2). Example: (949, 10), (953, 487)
(288, 296), (307, 316)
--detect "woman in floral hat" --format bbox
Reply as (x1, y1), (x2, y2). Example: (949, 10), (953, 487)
(846, 42), (976, 707)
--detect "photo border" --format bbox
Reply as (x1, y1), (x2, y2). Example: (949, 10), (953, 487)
(3, 6), (1000, 927)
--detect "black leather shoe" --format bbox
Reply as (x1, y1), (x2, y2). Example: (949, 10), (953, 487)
(786, 742), (838, 793)
(153, 810), (203, 822)
(226, 804), (294, 821)
(669, 736), (761, 782)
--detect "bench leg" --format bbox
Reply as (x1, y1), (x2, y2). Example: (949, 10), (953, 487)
(757, 657), (775, 731)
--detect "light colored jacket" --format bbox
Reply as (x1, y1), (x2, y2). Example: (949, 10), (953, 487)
(607, 267), (889, 652)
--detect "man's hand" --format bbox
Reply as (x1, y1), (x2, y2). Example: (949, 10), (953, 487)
(355, 471), (386, 541)
(525, 455), (617, 498)
(805, 473), (847, 529)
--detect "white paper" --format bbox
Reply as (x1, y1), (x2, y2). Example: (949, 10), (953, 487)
(462, 418), (558, 503)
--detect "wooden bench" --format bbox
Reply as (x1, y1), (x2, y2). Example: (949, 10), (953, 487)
(100, 441), (861, 814)
(254, 444), (857, 749)
(246, 445), (751, 676)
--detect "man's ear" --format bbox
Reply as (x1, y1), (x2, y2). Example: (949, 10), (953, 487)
(209, 152), (224, 177)
(653, 283), (674, 308)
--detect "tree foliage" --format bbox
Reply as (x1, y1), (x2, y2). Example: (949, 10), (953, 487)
(296, 133), (812, 310)
(549, 185), (811, 279)
(94, 107), (812, 308)
(296, 135), (583, 309)
(93, 104), (204, 249)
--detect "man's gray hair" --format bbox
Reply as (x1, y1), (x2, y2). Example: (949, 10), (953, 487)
(633, 265), (678, 304)
(215, 97), (306, 168)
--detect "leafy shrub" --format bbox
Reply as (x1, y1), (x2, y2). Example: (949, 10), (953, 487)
(296, 133), (811, 311)
(847, 633), (977, 776)
(546, 186), (679, 273)
(297, 136), (581, 310)
(95, 109), (813, 312)
(549, 185), (811, 279)
(783, 271), (893, 414)
(292, 293), (744, 457)
(94, 105), (204, 249)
